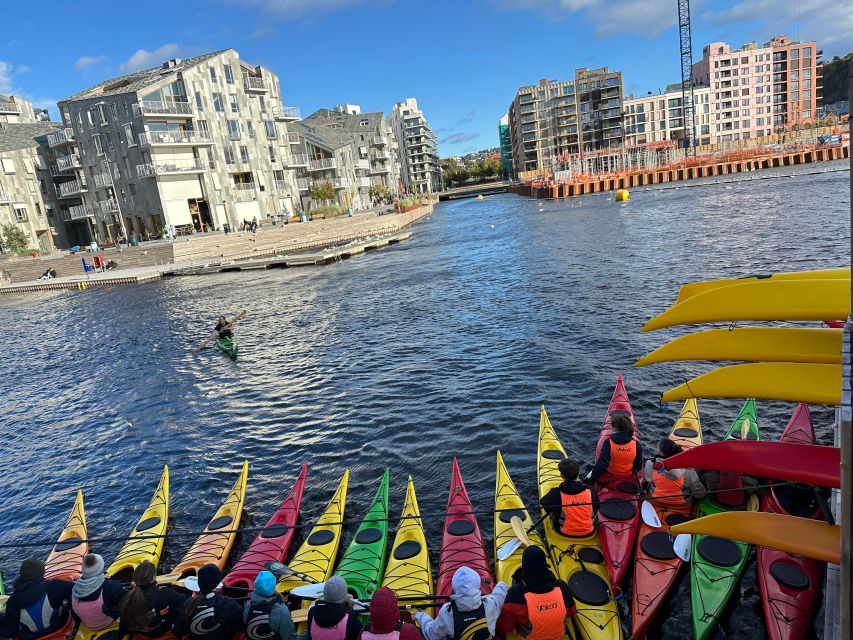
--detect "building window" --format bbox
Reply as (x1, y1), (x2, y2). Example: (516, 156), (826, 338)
(240, 146), (250, 164)
(213, 93), (224, 112)
(27, 178), (36, 194)
(224, 65), (234, 84)
(269, 145), (276, 163)
(195, 93), (204, 112)
(13, 205), (27, 222)
(209, 67), (217, 83)
(259, 96), (266, 113)
(197, 120), (210, 134)
(229, 94), (239, 113)
(245, 121), (254, 138)
(124, 124), (135, 146)
(264, 121), (277, 139)
(97, 104), (109, 125)
(87, 110), (94, 127)
(110, 103), (118, 119)
(93, 134), (104, 155)
(224, 147), (235, 164)
(227, 119), (241, 140)
(802, 110), (811, 119)
(35, 202), (43, 218)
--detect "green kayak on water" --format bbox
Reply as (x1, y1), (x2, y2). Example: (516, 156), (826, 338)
(217, 337), (238, 360)
(691, 397), (760, 640)
(335, 468), (390, 601)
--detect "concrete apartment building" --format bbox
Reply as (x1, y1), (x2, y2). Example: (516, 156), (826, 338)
(507, 68), (624, 178)
(623, 84), (712, 147)
(290, 108), (401, 212)
(692, 35), (822, 143)
(0, 95), (49, 124)
(388, 98), (440, 193)
(55, 49), (302, 245)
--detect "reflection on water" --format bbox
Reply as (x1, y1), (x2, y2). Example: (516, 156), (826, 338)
(0, 161), (848, 639)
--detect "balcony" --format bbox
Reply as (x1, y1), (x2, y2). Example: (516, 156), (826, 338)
(137, 157), (206, 177)
(231, 183), (257, 201)
(273, 106), (301, 121)
(375, 149), (389, 160)
(308, 157), (336, 171)
(331, 178), (351, 189)
(243, 76), (268, 93)
(132, 100), (194, 118)
(62, 204), (94, 221)
(358, 177), (371, 188)
(0, 190), (12, 203)
(274, 179), (289, 190)
(96, 199), (119, 214)
(287, 132), (301, 145)
(0, 101), (21, 114)
(283, 154), (309, 167)
(56, 154), (82, 172)
(297, 177), (312, 191)
(369, 164), (389, 174)
(48, 128), (75, 148)
(138, 130), (214, 147)
(57, 179), (88, 198)
(372, 135), (388, 146)
(355, 159), (370, 171)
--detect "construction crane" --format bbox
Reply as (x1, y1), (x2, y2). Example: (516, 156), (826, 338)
(677, 0), (697, 156)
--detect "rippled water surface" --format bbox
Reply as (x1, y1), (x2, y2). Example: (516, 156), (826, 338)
(1, 162), (849, 639)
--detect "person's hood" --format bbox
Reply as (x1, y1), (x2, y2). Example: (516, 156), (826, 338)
(369, 587), (399, 634)
(250, 592), (277, 605)
(312, 600), (348, 627)
(558, 479), (588, 495)
(9, 578), (47, 608)
(610, 431), (634, 445)
(521, 546), (557, 593)
(450, 567), (482, 611)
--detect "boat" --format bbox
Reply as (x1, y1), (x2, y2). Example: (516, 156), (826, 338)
(165, 460), (249, 579)
(381, 476), (433, 608)
(217, 336), (238, 360)
(537, 406), (621, 640)
(758, 404), (826, 640)
(436, 458), (494, 599)
(222, 464), (308, 592)
(689, 398), (760, 640)
(44, 490), (88, 581)
(594, 374), (642, 589)
(106, 465), (169, 580)
(631, 400), (702, 640)
(336, 468), (390, 601)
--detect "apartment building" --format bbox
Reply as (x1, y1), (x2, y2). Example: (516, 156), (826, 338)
(623, 84), (712, 147)
(693, 35), (822, 143)
(0, 95), (49, 124)
(388, 98), (440, 194)
(507, 68), (624, 178)
(55, 49), (302, 244)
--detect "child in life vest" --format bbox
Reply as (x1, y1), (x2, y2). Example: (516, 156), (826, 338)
(540, 458), (599, 537)
(358, 588), (420, 640)
(303, 576), (362, 640)
(71, 554), (125, 639)
(0, 558), (74, 640)
(415, 566), (507, 640)
(586, 411), (643, 485)
(243, 571), (295, 640)
(645, 437), (706, 512)
(496, 546), (576, 640)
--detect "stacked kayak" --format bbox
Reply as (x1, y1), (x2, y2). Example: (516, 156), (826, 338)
(690, 398), (760, 640)
(537, 406), (621, 640)
(223, 464), (308, 591)
(44, 490), (89, 581)
(594, 374), (642, 589)
(381, 476), (433, 608)
(217, 337), (238, 360)
(631, 399), (702, 640)
(336, 469), (390, 601)
(436, 458), (494, 597)
(758, 404), (826, 640)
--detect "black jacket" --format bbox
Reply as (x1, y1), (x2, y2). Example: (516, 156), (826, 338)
(0, 578), (74, 640)
(304, 601), (362, 640)
(540, 480), (600, 529)
(187, 593), (245, 640)
(588, 432), (643, 484)
(119, 585), (189, 637)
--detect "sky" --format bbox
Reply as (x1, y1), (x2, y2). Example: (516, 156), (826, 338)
(1, 0), (851, 157)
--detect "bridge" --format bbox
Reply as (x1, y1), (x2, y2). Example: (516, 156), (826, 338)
(437, 180), (513, 201)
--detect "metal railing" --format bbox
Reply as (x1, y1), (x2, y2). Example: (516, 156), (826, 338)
(0, 191), (12, 203)
(375, 149), (389, 159)
(57, 179), (87, 197)
(93, 173), (113, 188)
(133, 100), (194, 117)
(308, 157), (336, 171)
(283, 154), (309, 166)
(358, 177), (371, 188)
(287, 131), (300, 144)
(370, 164), (389, 174)
(56, 154), (82, 171)
(62, 204), (93, 220)
(243, 76), (267, 91)
(138, 130), (213, 146)
(48, 128), (75, 147)
(332, 178), (351, 188)
(297, 178), (312, 190)
(273, 106), (301, 120)
(0, 101), (21, 113)
(136, 157), (205, 177)
(372, 136), (388, 146)
(96, 199), (119, 214)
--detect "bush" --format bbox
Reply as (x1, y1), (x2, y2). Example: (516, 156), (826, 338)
(310, 181), (336, 203)
(0, 223), (31, 255)
(310, 204), (345, 217)
(369, 183), (390, 200)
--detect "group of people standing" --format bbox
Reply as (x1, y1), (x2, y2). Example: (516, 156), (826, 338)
(239, 218), (259, 234)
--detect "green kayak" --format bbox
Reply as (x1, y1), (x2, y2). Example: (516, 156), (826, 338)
(217, 337), (238, 360)
(691, 397), (760, 640)
(335, 468), (390, 601)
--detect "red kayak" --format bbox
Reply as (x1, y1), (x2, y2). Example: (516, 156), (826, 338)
(436, 457), (494, 598)
(758, 405), (826, 640)
(595, 373), (642, 588)
(222, 464), (308, 591)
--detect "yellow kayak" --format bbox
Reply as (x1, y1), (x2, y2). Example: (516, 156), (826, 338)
(74, 621), (120, 640)
(44, 490), (88, 581)
(660, 363), (842, 405)
(106, 465), (169, 580)
(381, 476), (433, 608)
(670, 512), (840, 564)
(636, 327), (842, 366)
(538, 406), (622, 640)
(669, 399), (702, 449)
(674, 267), (849, 303)
(643, 279), (850, 332)
(166, 460), (249, 579)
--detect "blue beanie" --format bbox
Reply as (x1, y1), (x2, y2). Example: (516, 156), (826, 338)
(254, 570), (276, 597)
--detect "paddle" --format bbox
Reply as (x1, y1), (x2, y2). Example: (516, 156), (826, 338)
(673, 534), (692, 562)
(265, 561), (318, 586)
(192, 311), (246, 354)
(497, 512), (549, 561)
(641, 501), (662, 528)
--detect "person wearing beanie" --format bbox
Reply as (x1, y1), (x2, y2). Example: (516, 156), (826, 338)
(496, 546), (576, 640)
(184, 564), (244, 640)
(0, 558), (74, 640)
(414, 566), (507, 640)
(242, 571), (295, 640)
(71, 554), (126, 635)
(119, 561), (188, 638)
(359, 587), (419, 640)
(302, 576), (361, 640)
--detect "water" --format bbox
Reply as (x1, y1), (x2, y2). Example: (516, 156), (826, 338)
(0, 162), (849, 639)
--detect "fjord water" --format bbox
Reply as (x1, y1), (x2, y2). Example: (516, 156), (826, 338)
(1, 162), (849, 638)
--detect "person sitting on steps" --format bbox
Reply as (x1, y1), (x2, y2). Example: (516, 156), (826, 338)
(540, 458), (598, 537)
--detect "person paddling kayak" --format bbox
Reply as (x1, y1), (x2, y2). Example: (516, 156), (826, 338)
(119, 561), (188, 638)
(216, 316), (234, 339)
(586, 411), (643, 484)
(540, 458), (598, 537)
(645, 437), (706, 512)
(0, 558), (74, 640)
(71, 554), (125, 639)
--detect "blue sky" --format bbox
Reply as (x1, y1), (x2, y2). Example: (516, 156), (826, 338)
(1, 0), (850, 156)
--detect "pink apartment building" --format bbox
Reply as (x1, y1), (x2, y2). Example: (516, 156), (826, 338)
(693, 35), (822, 143)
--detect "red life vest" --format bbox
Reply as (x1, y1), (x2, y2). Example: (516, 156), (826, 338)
(560, 490), (594, 537)
(607, 439), (637, 477)
(652, 469), (686, 509)
(525, 588), (566, 640)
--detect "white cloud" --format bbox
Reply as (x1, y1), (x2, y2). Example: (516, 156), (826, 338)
(236, 0), (391, 19)
(0, 59), (57, 115)
(0, 60), (13, 94)
(74, 55), (109, 71)
(119, 44), (181, 73)
(495, 0), (675, 37)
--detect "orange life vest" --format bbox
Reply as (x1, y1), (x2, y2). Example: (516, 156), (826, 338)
(607, 439), (637, 477)
(525, 588), (567, 640)
(652, 469), (686, 509)
(560, 490), (594, 537)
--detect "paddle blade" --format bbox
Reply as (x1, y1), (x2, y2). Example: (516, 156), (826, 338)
(740, 419), (750, 439)
(747, 494), (759, 512)
(265, 561), (291, 576)
(290, 582), (326, 598)
(183, 576), (200, 592)
(510, 516), (531, 546)
(641, 501), (662, 528)
(497, 537), (522, 561)
(673, 534), (692, 562)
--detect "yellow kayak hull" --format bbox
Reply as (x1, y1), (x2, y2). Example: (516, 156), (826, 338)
(643, 279), (850, 332)
(674, 267), (849, 304)
(73, 621), (121, 640)
(381, 476), (433, 608)
(670, 399), (702, 449)
(45, 489), (88, 581)
(637, 327), (842, 366)
(670, 511), (840, 564)
(660, 363), (842, 405)
(106, 465), (169, 579)
(538, 406), (622, 640)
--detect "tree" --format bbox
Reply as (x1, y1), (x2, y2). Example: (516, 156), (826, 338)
(481, 157), (500, 177)
(310, 181), (335, 204)
(820, 54), (853, 105)
(0, 223), (31, 255)
(369, 183), (389, 200)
